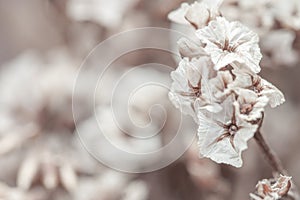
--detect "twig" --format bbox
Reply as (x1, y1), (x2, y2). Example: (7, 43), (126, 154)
(254, 130), (285, 175)
(254, 113), (300, 200)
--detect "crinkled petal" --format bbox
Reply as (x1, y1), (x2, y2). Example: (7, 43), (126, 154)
(196, 17), (262, 73)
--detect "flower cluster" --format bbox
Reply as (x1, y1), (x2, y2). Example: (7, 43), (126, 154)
(168, 0), (285, 167)
(250, 175), (292, 200)
(221, 0), (300, 67)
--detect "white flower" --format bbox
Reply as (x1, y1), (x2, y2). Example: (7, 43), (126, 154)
(230, 70), (285, 108)
(259, 78), (286, 108)
(168, 3), (191, 25)
(274, 0), (300, 30)
(67, 0), (140, 29)
(261, 30), (298, 67)
(169, 57), (221, 122)
(196, 17), (262, 73)
(250, 175), (292, 200)
(206, 70), (234, 101)
(197, 95), (258, 167)
(177, 37), (207, 59)
(168, 0), (223, 28)
(233, 88), (269, 122)
(221, 0), (276, 33)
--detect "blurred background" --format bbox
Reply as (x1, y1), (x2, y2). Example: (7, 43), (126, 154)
(0, 0), (300, 199)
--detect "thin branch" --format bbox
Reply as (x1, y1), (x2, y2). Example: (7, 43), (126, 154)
(254, 113), (300, 199)
(253, 112), (285, 174)
(254, 130), (285, 175)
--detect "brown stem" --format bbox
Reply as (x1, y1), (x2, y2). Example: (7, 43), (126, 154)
(254, 130), (285, 175)
(254, 113), (300, 199)
(253, 113), (285, 174)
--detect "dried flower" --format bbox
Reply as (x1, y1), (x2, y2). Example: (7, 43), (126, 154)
(231, 70), (285, 108)
(250, 175), (292, 200)
(197, 95), (258, 167)
(169, 1), (285, 169)
(168, 0), (223, 29)
(233, 88), (269, 122)
(206, 70), (234, 101)
(169, 57), (222, 122)
(196, 17), (262, 73)
(177, 37), (207, 59)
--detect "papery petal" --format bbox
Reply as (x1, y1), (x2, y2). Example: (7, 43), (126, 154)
(196, 95), (255, 167)
(168, 3), (190, 25)
(169, 57), (216, 121)
(196, 17), (262, 73)
(233, 88), (268, 121)
(168, 1), (223, 28)
(177, 37), (207, 59)
(260, 79), (285, 108)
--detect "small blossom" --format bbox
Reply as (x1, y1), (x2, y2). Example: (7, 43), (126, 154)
(274, 0), (300, 30)
(196, 17), (262, 73)
(250, 175), (292, 200)
(177, 37), (207, 59)
(231, 70), (285, 108)
(233, 88), (269, 122)
(168, 0), (223, 28)
(261, 30), (298, 67)
(67, 0), (140, 29)
(197, 95), (258, 167)
(206, 70), (234, 101)
(169, 57), (221, 122)
(168, 3), (191, 25)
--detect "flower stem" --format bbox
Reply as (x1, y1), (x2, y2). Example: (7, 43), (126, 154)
(253, 113), (285, 174)
(254, 130), (285, 175)
(254, 114), (300, 199)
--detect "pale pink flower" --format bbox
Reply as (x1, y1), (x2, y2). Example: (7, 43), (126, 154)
(177, 37), (207, 59)
(261, 30), (298, 67)
(230, 70), (285, 108)
(67, 0), (140, 29)
(169, 57), (221, 122)
(168, 0), (223, 28)
(233, 88), (269, 122)
(206, 70), (234, 101)
(274, 0), (300, 30)
(250, 175), (292, 200)
(197, 95), (258, 167)
(196, 17), (262, 73)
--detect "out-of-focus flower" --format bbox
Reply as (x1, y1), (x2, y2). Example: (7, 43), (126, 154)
(233, 89), (269, 122)
(221, 0), (276, 33)
(250, 175), (292, 200)
(122, 180), (149, 200)
(274, 0), (300, 30)
(73, 170), (134, 200)
(168, 0), (223, 29)
(169, 57), (222, 122)
(0, 50), (79, 128)
(196, 17), (262, 73)
(197, 95), (258, 167)
(0, 181), (45, 200)
(261, 30), (298, 67)
(17, 135), (79, 193)
(0, 123), (39, 155)
(66, 0), (140, 29)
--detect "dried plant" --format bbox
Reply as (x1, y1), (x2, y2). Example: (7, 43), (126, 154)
(168, 0), (299, 199)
